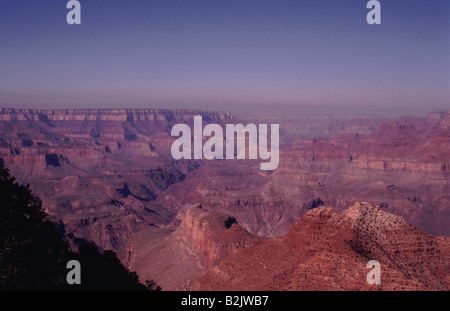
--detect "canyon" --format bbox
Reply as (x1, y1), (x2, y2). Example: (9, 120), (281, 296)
(0, 107), (448, 290)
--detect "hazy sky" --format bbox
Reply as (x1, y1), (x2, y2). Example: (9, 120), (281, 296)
(0, 0), (449, 115)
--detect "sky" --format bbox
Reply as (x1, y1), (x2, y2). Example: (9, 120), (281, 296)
(0, 0), (449, 115)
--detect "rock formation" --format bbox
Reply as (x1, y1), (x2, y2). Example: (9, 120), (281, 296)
(184, 203), (449, 291)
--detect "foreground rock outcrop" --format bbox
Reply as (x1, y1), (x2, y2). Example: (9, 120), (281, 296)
(181, 203), (449, 291)
(123, 202), (449, 291)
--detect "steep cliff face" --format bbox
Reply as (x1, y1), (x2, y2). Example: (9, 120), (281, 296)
(125, 204), (258, 290)
(174, 204), (258, 267)
(0, 108), (232, 123)
(186, 203), (449, 291)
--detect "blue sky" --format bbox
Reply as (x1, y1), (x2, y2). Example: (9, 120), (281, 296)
(0, 0), (449, 115)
